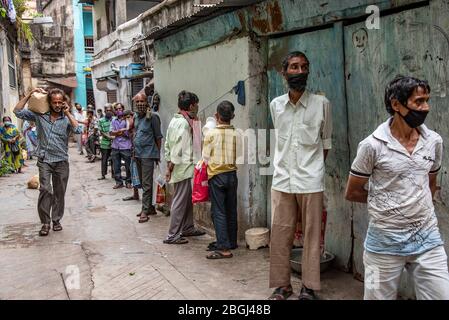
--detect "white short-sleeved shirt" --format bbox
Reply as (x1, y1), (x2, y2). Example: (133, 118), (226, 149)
(74, 111), (85, 131)
(350, 118), (444, 256)
(270, 90), (332, 194)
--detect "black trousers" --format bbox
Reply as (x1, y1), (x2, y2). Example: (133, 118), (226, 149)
(209, 171), (238, 250)
(100, 148), (112, 177)
(112, 148), (131, 185)
(37, 159), (70, 224)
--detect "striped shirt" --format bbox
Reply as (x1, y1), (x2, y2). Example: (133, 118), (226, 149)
(14, 109), (81, 163)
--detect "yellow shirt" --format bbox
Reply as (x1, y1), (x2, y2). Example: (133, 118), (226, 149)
(202, 125), (238, 179)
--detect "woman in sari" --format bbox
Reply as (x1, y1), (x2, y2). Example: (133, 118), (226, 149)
(0, 116), (24, 173)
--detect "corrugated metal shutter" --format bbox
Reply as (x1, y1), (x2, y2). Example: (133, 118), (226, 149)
(107, 90), (117, 103)
(130, 78), (144, 111)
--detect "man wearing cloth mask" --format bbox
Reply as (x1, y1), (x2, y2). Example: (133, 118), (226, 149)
(110, 107), (132, 189)
(345, 75), (449, 300)
(163, 91), (205, 244)
(268, 52), (332, 300)
(98, 104), (114, 180)
(14, 88), (81, 236)
(133, 93), (163, 223)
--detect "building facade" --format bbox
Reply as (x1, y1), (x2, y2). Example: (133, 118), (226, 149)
(73, 0), (95, 108)
(30, 0), (77, 99)
(0, 0), (23, 123)
(88, 0), (158, 111)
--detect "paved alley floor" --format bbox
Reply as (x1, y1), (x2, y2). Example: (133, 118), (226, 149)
(0, 143), (363, 300)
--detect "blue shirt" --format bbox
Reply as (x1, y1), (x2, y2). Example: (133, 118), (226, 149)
(133, 113), (163, 159)
(14, 109), (81, 163)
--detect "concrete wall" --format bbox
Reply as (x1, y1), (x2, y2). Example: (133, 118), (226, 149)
(91, 54), (134, 109)
(43, 0), (75, 74)
(155, 36), (268, 237)
(93, 0), (107, 39)
(0, 29), (20, 125)
(90, 12), (143, 110)
(126, 1), (156, 21)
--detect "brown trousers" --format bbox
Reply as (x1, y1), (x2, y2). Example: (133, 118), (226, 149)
(270, 190), (323, 290)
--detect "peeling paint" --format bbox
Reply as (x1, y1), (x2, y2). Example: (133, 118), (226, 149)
(250, 1), (284, 34)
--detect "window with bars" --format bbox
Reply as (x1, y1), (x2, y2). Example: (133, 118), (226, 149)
(87, 90), (95, 107)
(107, 90), (117, 104)
(86, 76), (95, 107)
(130, 78), (144, 111)
(85, 37), (94, 54)
(7, 40), (16, 88)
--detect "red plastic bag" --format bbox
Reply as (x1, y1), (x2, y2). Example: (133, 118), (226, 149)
(192, 161), (209, 204)
(81, 132), (88, 145)
(156, 185), (166, 204)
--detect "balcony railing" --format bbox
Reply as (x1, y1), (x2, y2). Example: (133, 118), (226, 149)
(84, 36), (94, 54)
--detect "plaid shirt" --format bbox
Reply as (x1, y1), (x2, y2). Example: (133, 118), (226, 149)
(14, 109), (81, 163)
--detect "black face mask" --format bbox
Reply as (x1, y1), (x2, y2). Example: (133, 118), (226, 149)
(286, 73), (308, 91)
(399, 104), (429, 128)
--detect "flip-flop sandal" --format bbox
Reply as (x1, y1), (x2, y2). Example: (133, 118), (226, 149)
(163, 237), (189, 244)
(138, 215), (149, 223)
(298, 288), (318, 300)
(268, 286), (293, 300)
(206, 251), (233, 259)
(123, 196), (139, 201)
(52, 223), (63, 231)
(39, 224), (50, 236)
(182, 229), (206, 237)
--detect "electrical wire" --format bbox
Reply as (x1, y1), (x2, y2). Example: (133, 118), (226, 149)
(198, 71), (265, 116)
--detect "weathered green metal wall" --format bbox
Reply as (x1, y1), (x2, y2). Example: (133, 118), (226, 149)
(266, 0), (449, 296)
(344, 1), (449, 286)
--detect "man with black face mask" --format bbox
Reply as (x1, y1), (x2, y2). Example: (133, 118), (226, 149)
(268, 52), (332, 300)
(345, 75), (449, 300)
(14, 87), (81, 236)
(132, 93), (163, 223)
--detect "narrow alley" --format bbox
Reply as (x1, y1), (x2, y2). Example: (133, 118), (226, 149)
(0, 143), (363, 300)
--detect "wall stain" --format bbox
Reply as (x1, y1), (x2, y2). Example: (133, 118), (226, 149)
(250, 1), (284, 34)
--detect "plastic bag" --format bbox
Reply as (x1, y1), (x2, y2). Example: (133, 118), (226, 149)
(152, 164), (165, 205)
(81, 132), (88, 145)
(192, 161), (209, 204)
(130, 159), (141, 188)
(156, 184), (165, 204)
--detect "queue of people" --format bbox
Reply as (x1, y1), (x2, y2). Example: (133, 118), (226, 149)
(7, 50), (449, 301)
